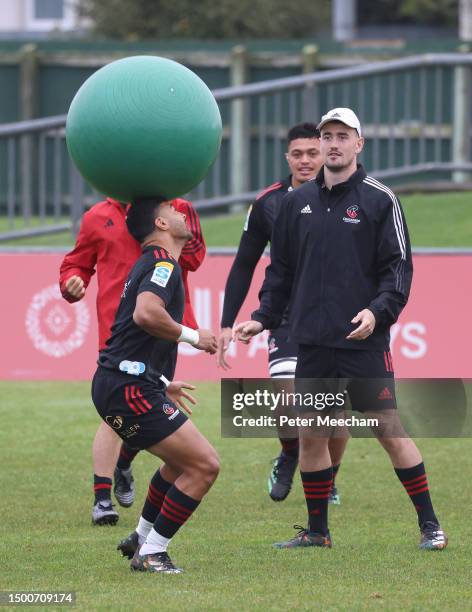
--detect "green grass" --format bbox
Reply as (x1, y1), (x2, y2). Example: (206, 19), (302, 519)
(401, 192), (472, 247)
(1, 191), (472, 248)
(0, 381), (470, 610)
(200, 192), (472, 249)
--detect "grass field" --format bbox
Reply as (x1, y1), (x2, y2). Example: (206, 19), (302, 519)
(1, 381), (470, 611)
(2, 191), (472, 248)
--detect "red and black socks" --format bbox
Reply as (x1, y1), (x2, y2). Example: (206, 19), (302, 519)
(301, 467), (333, 535)
(395, 462), (439, 527)
(140, 485), (201, 555)
(93, 475), (112, 504)
(141, 469), (172, 523)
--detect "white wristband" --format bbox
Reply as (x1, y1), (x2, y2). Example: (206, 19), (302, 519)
(159, 375), (170, 388)
(178, 325), (199, 346)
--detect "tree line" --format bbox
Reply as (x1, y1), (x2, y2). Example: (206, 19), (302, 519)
(81, 0), (458, 39)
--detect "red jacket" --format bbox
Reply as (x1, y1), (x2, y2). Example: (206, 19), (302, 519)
(59, 198), (205, 350)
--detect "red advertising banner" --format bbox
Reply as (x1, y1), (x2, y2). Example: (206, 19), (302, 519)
(0, 253), (470, 380)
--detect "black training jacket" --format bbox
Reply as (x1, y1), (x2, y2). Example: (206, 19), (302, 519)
(251, 165), (413, 351)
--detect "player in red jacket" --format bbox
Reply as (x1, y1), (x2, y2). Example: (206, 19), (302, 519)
(59, 197), (205, 525)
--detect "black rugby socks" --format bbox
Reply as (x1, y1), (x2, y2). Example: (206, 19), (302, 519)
(301, 467), (333, 535)
(395, 462), (439, 527)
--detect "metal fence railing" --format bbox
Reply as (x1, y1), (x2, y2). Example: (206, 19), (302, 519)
(1, 52), (472, 241)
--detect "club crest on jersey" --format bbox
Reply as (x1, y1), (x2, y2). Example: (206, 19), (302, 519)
(163, 403), (181, 420)
(151, 261), (174, 287)
(163, 403), (174, 415)
(343, 205), (361, 224)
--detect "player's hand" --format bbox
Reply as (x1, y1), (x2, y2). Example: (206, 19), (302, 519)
(217, 327), (233, 370)
(166, 380), (197, 416)
(233, 320), (263, 344)
(65, 275), (85, 299)
(194, 329), (218, 354)
(346, 309), (376, 340)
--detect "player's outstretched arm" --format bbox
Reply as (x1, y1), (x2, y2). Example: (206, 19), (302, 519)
(233, 320), (263, 344)
(134, 292), (183, 339)
(134, 292), (217, 354)
(219, 202), (269, 369)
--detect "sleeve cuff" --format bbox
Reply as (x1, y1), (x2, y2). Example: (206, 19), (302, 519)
(251, 311), (271, 330)
(368, 304), (383, 327)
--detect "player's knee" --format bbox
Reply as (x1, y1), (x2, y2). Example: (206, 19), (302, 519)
(196, 450), (220, 487)
(204, 451), (220, 483)
(299, 434), (329, 457)
(378, 436), (407, 455)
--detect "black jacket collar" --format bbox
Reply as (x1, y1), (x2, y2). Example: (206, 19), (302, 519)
(315, 164), (366, 192)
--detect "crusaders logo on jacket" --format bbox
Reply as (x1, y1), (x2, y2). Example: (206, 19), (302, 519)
(343, 205), (361, 224)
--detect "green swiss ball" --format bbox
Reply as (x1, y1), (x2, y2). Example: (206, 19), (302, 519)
(66, 55), (222, 201)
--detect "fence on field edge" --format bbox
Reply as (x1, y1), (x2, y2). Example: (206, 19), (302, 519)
(1, 52), (472, 242)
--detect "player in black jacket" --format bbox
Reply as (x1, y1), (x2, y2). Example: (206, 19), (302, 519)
(92, 198), (219, 573)
(235, 108), (447, 551)
(218, 123), (347, 504)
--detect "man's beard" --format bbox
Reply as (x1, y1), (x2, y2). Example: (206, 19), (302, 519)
(325, 163), (342, 173)
(324, 156), (353, 173)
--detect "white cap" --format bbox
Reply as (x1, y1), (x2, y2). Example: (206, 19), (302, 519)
(317, 108), (362, 136)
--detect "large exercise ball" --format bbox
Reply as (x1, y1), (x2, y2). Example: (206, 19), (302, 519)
(66, 55), (222, 202)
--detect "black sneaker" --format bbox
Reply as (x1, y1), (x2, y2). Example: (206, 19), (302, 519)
(273, 525), (332, 549)
(131, 551), (183, 574)
(419, 521), (448, 550)
(268, 452), (298, 501)
(114, 467), (135, 508)
(328, 484), (341, 505)
(92, 500), (119, 526)
(117, 530), (139, 559)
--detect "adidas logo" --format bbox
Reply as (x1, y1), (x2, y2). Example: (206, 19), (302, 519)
(378, 387), (393, 401)
(300, 204), (312, 214)
(104, 218), (114, 228)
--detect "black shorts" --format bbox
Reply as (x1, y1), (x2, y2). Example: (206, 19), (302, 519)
(295, 345), (396, 413)
(92, 367), (187, 450)
(267, 325), (298, 378)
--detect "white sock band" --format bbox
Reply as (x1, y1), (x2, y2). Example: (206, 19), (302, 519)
(139, 528), (171, 555)
(136, 516), (153, 541)
(178, 325), (199, 346)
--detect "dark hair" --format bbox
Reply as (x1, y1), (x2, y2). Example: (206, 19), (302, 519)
(126, 197), (166, 243)
(287, 122), (320, 143)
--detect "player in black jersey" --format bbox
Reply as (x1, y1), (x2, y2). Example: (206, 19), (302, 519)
(218, 123), (349, 503)
(92, 198), (219, 574)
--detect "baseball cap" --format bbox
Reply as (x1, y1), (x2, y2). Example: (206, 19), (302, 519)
(317, 108), (362, 136)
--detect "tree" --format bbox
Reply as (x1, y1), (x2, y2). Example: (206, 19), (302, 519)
(80, 0), (331, 39)
(399, 0), (458, 25)
(358, 0), (458, 26)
